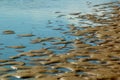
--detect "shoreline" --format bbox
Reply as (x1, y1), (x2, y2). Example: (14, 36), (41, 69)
(0, 1), (120, 80)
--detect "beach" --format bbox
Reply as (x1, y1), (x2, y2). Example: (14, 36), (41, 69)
(0, 0), (120, 80)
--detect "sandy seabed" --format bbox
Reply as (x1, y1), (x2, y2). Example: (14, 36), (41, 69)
(0, 1), (120, 80)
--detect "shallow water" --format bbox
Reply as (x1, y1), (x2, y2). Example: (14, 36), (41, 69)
(0, 0), (119, 79)
(0, 0), (118, 59)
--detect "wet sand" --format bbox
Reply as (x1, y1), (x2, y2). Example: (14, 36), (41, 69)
(0, 1), (120, 80)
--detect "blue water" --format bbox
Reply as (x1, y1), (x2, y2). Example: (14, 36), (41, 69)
(0, 0), (118, 59)
(0, 0), (119, 80)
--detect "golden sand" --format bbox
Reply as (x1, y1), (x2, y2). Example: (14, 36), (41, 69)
(1, 1), (120, 80)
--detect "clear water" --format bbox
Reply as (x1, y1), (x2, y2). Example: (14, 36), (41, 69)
(0, 0), (118, 59)
(0, 0), (118, 79)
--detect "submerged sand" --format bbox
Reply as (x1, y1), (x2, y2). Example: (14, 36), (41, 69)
(0, 1), (120, 80)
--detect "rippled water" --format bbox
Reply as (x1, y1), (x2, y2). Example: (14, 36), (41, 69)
(0, 0), (118, 61)
(0, 0), (119, 80)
